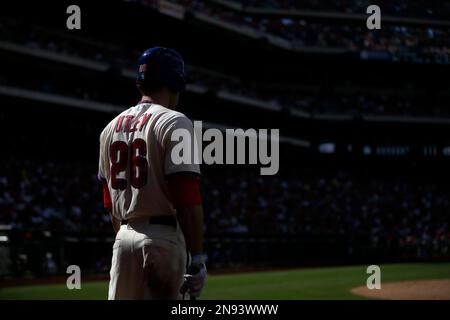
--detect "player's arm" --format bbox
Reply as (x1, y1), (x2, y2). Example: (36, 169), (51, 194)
(166, 173), (206, 298)
(163, 116), (206, 297)
(100, 178), (120, 233)
(163, 116), (205, 255)
(166, 173), (204, 255)
(98, 129), (120, 234)
(177, 205), (204, 255)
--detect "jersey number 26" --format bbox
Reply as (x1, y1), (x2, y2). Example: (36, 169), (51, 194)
(110, 139), (148, 190)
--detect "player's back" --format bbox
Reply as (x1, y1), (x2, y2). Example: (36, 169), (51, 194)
(98, 102), (198, 220)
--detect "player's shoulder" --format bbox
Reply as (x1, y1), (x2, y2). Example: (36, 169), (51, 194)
(152, 104), (187, 120)
(99, 107), (134, 138)
(151, 104), (191, 127)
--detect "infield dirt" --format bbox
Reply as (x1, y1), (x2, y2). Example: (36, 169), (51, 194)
(351, 279), (450, 300)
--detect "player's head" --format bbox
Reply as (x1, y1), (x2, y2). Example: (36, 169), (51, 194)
(136, 47), (188, 108)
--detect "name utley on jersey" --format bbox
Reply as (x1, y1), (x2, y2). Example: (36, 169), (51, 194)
(98, 102), (200, 220)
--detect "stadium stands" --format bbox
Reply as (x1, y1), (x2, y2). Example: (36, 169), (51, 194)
(0, 0), (449, 277)
(0, 160), (448, 266)
(1, 16), (449, 118)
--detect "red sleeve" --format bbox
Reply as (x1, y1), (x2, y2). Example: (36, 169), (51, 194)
(166, 174), (202, 206)
(101, 179), (112, 210)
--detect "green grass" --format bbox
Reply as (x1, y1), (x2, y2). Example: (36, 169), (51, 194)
(1, 263), (449, 300)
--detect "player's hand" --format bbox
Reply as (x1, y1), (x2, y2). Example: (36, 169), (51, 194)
(181, 255), (207, 298)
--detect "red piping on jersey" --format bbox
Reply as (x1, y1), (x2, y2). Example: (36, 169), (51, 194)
(101, 179), (113, 210)
(167, 174), (202, 206)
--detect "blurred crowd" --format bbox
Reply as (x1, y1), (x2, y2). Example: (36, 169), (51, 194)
(217, 0), (450, 19)
(165, 0), (450, 58)
(0, 161), (110, 232)
(204, 169), (449, 257)
(3, 73), (448, 118)
(1, 16), (449, 118)
(0, 161), (448, 258)
(0, 17), (135, 68)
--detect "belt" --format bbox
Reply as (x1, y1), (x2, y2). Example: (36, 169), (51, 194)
(121, 215), (177, 228)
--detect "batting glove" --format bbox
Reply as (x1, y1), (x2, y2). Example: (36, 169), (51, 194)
(181, 254), (207, 298)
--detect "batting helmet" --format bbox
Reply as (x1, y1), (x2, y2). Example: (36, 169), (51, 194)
(136, 47), (188, 93)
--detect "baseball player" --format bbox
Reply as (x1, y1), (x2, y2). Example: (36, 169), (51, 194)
(98, 47), (207, 300)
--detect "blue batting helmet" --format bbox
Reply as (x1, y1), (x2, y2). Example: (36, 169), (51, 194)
(136, 47), (188, 93)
